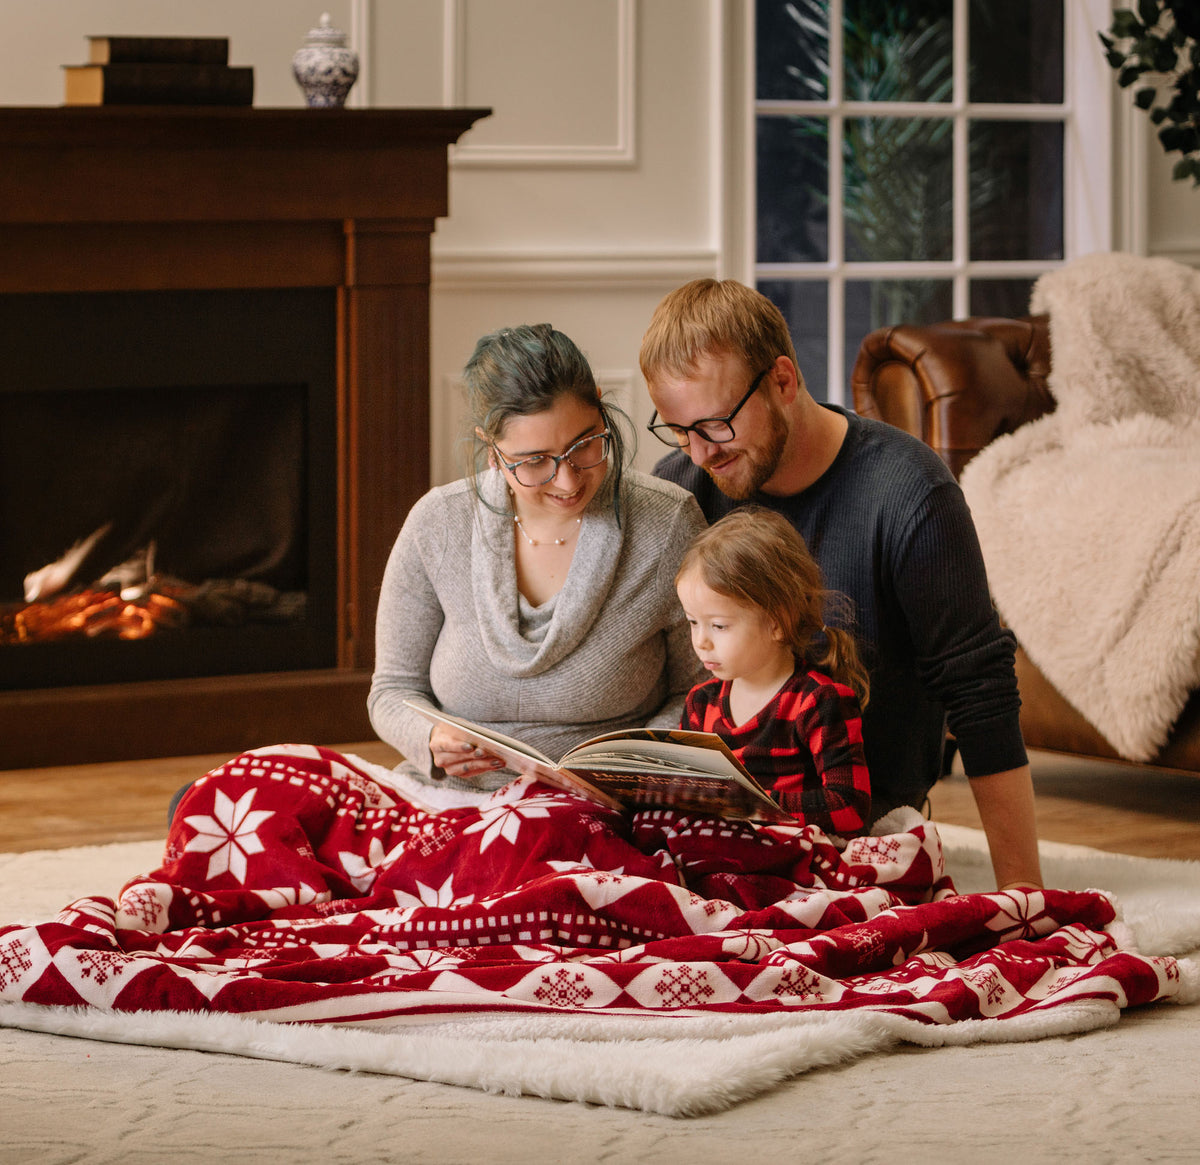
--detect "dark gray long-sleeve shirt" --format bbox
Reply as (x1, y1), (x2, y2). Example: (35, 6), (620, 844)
(654, 405), (1026, 816)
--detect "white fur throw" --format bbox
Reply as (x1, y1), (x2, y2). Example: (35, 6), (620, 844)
(960, 252), (1200, 761)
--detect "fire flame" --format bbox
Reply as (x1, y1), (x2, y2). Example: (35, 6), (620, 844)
(2, 588), (186, 644)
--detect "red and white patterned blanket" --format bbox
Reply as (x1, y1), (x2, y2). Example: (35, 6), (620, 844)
(0, 746), (1182, 1025)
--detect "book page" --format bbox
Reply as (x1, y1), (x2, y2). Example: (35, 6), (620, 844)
(402, 702), (787, 820)
(561, 731), (788, 820)
(565, 737), (746, 778)
(400, 700), (622, 810)
(402, 700), (555, 769)
(562, 765), (792, 822)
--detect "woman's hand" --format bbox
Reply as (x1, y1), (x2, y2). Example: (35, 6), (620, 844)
(429, 725), (507, 783)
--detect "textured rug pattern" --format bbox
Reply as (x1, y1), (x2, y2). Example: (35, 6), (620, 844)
(1, 747), (1197, 1118)
(2, 822), (1199, 1156)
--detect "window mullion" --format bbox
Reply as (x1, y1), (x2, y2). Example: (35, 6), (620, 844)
(749, 0), (1092, 403)
(827, 108), (845, 407)
(828, 0), (843, 106)
(952, 0), (969, 318)
(827, 0), (845, 405)
(760, 101), (1071, 120)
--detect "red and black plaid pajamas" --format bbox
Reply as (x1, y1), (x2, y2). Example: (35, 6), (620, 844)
(683, 668), (871, 836)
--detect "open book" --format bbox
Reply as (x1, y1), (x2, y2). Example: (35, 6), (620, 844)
(404, 699), (794, 822)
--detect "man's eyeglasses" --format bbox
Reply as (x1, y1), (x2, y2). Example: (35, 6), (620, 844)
(646, 368), (771, 448)
(493, 430), (611, 487)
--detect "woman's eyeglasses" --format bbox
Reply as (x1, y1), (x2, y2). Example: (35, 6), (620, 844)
(493, 430), (611, 487)
(646, 368), (770, 448)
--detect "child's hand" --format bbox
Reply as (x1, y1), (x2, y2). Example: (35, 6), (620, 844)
(429, 725), (507, 782)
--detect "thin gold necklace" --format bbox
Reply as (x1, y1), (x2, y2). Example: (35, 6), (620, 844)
(513, 512), (581, 547)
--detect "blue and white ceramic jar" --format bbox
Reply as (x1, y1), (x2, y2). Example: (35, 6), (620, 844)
(292, 13), (359, 107)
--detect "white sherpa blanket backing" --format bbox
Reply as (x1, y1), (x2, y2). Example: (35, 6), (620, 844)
(959, 252), (1200, 761)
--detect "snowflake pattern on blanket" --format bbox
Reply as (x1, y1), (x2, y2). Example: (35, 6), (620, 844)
(0, 746), (1181, 1024)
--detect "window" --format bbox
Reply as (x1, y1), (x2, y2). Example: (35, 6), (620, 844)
(752, 0), (1111, 403)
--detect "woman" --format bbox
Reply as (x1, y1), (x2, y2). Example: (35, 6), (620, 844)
(367, 323), (707, 790)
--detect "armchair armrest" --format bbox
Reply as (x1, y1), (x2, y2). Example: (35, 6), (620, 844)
(849, 315), (1055, 479)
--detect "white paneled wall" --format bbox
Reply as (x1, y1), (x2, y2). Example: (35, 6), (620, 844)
(4, 0), (1197, 484)
(1146, 138), (1200, 267)
(2, 1), (355, 106)
(426, 0), (721, 481)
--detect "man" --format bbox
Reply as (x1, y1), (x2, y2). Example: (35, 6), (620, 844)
(640, 278), (1041, 890)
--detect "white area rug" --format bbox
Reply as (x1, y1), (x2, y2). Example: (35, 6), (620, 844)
(2, 827), (1199, 1161)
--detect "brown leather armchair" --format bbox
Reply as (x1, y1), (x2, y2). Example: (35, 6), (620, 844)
(851, 314), (1200, 773)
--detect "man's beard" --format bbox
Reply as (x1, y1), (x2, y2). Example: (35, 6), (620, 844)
(703, 418), (787, 500)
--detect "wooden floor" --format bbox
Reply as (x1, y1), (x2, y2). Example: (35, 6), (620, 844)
(1, 742), (1199, 861)
(0, 741), (403, 854)
(933, 751), (1200, 860)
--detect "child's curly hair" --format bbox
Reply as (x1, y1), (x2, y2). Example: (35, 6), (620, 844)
(677, 506), (869, 705)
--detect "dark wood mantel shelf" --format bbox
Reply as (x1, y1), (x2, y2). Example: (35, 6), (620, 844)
(0, 105), (489, 148)
(0, 105), (490, 770)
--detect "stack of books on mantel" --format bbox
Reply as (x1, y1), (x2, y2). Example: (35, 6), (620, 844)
(62, 35), (254, 106)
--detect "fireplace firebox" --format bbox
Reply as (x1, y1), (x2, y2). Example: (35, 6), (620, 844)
(0, 106), (488, 768)
(2, 288), (338, 691)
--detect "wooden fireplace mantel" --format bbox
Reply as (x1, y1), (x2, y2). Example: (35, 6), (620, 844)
(0, 106), (489, 769)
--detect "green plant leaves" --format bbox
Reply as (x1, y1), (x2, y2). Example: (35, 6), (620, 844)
(1102, 0), (1200, 186)
(1110, 9), (1144, 40)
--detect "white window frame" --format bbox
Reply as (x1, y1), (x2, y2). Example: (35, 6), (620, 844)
(737, 0), (1114, 406)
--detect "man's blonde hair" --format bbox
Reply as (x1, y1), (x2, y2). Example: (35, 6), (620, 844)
(638, 279), (799, 384)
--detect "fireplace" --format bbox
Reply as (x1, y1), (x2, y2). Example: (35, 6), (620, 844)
(2, 288), (338, 690)
(0, 106), (487, 768)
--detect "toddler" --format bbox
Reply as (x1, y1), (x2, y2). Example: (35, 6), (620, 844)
(675, 506), (871, 835)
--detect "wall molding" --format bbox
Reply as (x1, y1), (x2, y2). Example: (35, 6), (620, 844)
(1114, 95), (1149, 256)
(430, 373), (466, 488)
(595, 369), (637, 418)
(432, 247), (719, 290)
(443, 0), (637, 168)
(1147, 246), (1200, 267)
(429, 369), (639, 488)
(1066, 0), (1116, 257)
(348, 0), (373, 108)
